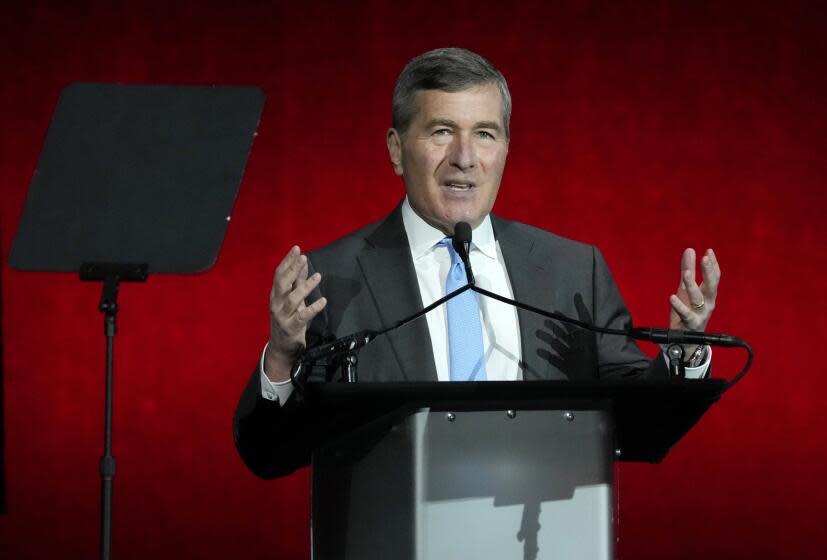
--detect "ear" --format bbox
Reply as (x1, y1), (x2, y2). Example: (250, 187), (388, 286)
(386, 128), (404, 176)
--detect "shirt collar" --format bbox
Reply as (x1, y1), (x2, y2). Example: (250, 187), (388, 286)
(400, 197), (497, 261)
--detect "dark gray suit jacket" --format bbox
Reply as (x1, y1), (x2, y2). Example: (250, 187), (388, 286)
(234, 206), (666, 478)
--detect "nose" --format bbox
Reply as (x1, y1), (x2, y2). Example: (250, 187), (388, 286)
(448, 133), (476, 171)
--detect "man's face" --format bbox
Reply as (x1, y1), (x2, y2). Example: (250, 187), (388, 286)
(387, 84), (509, 234)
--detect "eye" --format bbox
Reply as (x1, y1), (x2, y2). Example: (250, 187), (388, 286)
(432, 128), (452, 136)
(477, 130), (496, 140)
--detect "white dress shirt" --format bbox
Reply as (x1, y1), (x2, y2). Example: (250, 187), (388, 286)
(400, 199), (521, 382)
(260, 199), (709, 403)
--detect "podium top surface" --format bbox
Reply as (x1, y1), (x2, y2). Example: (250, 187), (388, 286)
(303, 379), (730, 463)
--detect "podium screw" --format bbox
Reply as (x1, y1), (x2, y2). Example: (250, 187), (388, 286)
(564, 411), (575, 422)
(506, 410), (517, 419)
(445, 412), (456, 422)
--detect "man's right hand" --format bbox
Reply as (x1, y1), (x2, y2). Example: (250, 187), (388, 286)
(264, 246), (327, 382)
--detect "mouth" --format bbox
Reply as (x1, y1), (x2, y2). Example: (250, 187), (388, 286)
(442, 181), (476, 192)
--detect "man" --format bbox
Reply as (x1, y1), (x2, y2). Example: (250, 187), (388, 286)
(234, 48), (720, 479)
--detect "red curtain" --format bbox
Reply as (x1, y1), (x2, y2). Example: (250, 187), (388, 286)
(1, 1), (825, 558)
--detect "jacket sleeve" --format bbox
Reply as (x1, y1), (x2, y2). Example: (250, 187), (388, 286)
(232, 258), (332, 479)
(591, 246), (669, 381)
(232, 365), (320, 478)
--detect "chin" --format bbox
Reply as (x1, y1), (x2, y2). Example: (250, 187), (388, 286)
(440, 203), (481, 225)
(453, 211), (486, 228)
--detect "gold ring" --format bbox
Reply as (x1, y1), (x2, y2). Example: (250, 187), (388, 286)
(692, 300), (706, 310)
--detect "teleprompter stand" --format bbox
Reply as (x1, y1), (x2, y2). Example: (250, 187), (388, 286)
(9, 83), (265, 559)
(302, 378), (730, 560)
(80, 262), (148, 558)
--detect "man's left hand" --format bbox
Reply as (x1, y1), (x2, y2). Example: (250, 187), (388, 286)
(669, 248), (720, 333)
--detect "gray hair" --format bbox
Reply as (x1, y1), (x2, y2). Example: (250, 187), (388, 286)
(392, 47), (512, 139)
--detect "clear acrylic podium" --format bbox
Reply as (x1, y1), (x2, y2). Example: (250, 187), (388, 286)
(304, 379), (728, 560)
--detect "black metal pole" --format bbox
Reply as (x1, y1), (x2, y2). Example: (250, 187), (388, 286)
(78, 263), (147, 560)
(99, 278), (119, 560)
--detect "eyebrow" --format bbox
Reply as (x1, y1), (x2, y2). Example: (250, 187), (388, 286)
(474, 120), (503, 132)
(425, 118), (503, 132)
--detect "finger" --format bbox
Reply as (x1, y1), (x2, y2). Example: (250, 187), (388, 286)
(271, 246), (300, 298)
(284, 271), (322, 314)
(681, 248), (696, 277)
(293, 296), (328, 326)
(296, 255), (310, 284)
(274, 245), (300, 280)
(700, 248), (721, 298)
(675, 277), (688, 297)
(669, 294), (701, 329)
(709, 248), (720, 272)
(682, 267), (706, 308)
(272, 285), (317, 338)
(275, 252), (308, 297)
(675, 247), (695, 292)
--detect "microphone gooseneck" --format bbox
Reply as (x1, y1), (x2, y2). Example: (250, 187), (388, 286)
(295, 218), (752, 388)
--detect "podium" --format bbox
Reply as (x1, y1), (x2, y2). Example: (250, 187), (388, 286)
(303, 379), (729, 559)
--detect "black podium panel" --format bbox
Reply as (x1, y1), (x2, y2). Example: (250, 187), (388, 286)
(303, 379), (729, 463)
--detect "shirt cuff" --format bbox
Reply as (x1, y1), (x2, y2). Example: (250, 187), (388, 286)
(660, 345), (712, 379)
(259, 342), (295, 405)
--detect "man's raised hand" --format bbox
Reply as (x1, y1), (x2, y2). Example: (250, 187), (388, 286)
(264, 246), (327, 382)
(669, 248), (720, 333)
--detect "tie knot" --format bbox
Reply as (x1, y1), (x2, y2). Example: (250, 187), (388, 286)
(439, 237), (464, 267)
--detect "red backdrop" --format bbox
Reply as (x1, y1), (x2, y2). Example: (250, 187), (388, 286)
(1, 1), (825, 558)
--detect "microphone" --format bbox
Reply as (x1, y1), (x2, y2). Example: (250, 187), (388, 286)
(301, 330), (378, 362)
(452, 221), (475, 286)
(628, 328), (743, 347)
(292, 329), (378, 388)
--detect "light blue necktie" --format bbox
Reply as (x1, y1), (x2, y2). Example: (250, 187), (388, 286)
(440, 239), (487, 381)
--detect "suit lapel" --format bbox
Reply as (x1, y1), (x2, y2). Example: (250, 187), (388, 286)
(493, 216), (563, 380)
(357, 207), (439, 382)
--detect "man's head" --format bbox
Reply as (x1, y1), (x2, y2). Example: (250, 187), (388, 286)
(387, 48), (511, 234)
(391, 48), (512, 140)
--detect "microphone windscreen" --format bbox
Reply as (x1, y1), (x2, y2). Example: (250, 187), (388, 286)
(452, 222), (472, 253)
